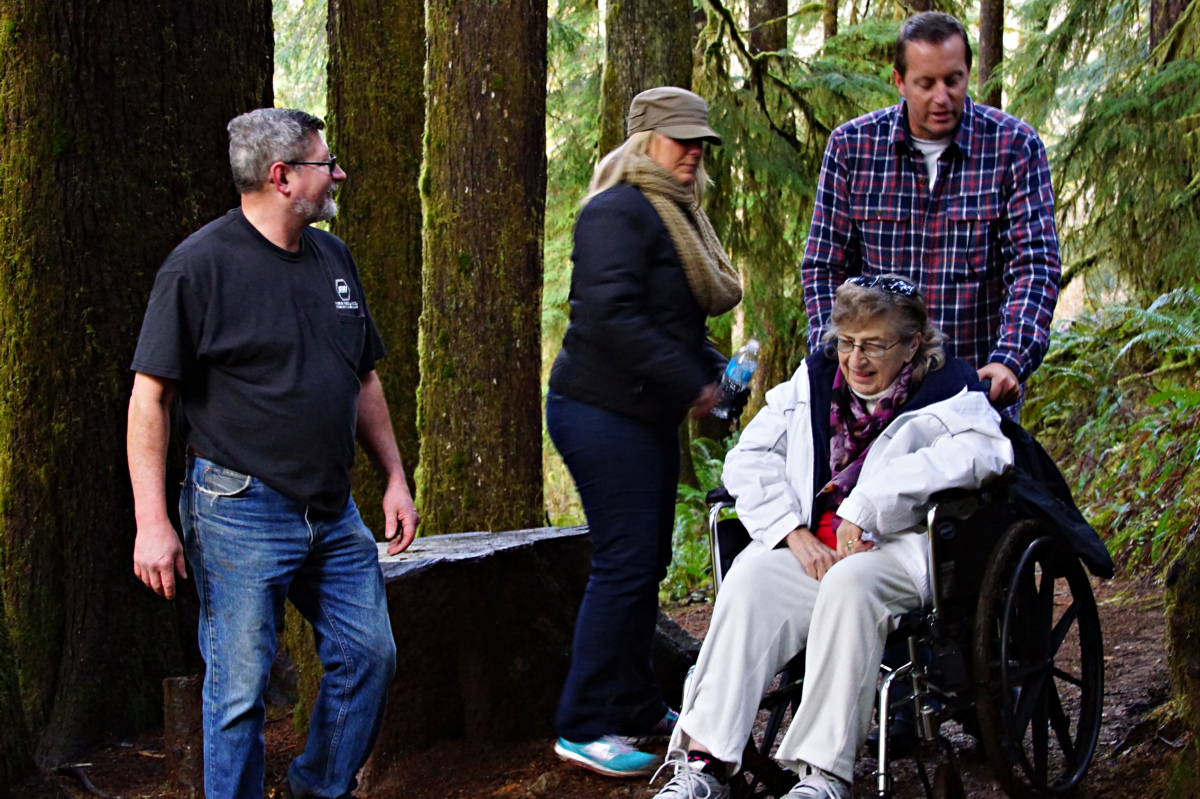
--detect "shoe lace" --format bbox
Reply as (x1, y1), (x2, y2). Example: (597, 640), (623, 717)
(650, 749), (714, 799)
(595, 734), (638, 753)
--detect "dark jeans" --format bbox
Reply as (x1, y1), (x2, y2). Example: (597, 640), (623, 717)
(547, 390), (679, 742)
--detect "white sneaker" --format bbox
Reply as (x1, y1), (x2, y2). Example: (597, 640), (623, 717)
(783, 764), (850, 799)
(649, 749), (730, 799)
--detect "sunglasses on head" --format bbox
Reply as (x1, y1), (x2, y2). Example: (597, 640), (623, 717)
(846, 276), (919, 297)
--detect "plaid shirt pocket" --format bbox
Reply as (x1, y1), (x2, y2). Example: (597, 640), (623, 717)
(948, 192), (1004, 282)
(850, 193), (911, 274)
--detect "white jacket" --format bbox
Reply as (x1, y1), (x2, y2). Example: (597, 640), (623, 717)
(722, 363), (1014, 602)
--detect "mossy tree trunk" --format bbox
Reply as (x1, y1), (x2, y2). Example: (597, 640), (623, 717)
(416, 0), (547, 535)
(0, 593), (33, 792)
(822, 0), (838, 41)
(978, 0), (1004, 108)
(328, 0), (425, 534)
(1151, 0), (1190, 50)
(750, 0), (789, 53)
(1166, 529), (1200, 774)
(0, 0), (272, 765)
(596, 0), (695, 157)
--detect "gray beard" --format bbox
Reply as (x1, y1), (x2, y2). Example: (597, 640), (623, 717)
(293, 196), (338, 224)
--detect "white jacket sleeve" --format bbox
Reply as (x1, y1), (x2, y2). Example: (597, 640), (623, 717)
(721, 375), (813, 551)
(836, 395), (1013, 537)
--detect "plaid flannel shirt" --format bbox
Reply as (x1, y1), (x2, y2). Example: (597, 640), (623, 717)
(801, 96), (1060, 386)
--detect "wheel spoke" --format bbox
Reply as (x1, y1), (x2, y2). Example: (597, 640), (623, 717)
(1013, 669), (1050, 739)
(1032, 686), (1050, 784)
(1052, 667), (1088, 689)
(1006, 661), (1051, 683)
(1048, 599), (1080, 658)
(1047, 680), (1078, 766)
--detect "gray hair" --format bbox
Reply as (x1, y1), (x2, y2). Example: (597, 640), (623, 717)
(227, 108), (325, 194)
(821, 274), (948, 387)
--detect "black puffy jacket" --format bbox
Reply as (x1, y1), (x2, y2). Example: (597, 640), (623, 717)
(549, 182), (728, 428)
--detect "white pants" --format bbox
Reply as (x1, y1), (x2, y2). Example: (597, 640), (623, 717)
(670, 545), (923, 783)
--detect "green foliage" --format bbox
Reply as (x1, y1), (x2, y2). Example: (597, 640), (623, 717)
(696, 0), (902, 405)
(274, 0), (328, 116)
(1024, 288), (1200, 572)
(542, 0), (601, 376)
(661, 434), (737, 602)
(1006, 0), (1200, 297)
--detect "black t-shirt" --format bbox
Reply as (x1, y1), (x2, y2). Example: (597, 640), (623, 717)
(132, 208), (386, 517)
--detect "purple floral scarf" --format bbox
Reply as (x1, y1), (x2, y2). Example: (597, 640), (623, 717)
(820, 362), (916, 528)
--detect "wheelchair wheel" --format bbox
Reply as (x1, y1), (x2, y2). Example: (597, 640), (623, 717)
(972, 520), (1104, 798)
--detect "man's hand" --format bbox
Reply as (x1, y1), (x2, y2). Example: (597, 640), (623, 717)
(690, 382), (721, 418)
(383, 478), (420, 556)
(785, 526), (840, 581)
(978, 362), (1020, 406)
(835, 518), (873, 558)
(133, 521), (187, 599)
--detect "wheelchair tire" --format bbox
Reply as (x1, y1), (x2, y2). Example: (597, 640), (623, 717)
(972, 520), (1104, 798)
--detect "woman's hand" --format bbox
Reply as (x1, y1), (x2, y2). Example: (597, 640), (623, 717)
(785, 526), (840, 581)
(690, 381), (721, 418)
(835, 518), (873, 557)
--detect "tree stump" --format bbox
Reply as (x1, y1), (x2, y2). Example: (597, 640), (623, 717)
(163, 675), (204, 798)
(281, 525), (703, 791)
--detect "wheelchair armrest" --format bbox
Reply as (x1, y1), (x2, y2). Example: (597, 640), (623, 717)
(706, 486), (735, 506)
(928, 472), (1014, 520)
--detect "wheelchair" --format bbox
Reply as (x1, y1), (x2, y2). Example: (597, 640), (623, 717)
(702, 468), (1107, 799)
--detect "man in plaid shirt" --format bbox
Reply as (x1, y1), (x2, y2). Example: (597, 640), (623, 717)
(802, 12), (1060, 414)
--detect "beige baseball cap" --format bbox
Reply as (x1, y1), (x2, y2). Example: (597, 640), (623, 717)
(626, 87), (723, 145)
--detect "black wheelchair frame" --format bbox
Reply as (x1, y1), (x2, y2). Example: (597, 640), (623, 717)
(704, 478), (1105, 799)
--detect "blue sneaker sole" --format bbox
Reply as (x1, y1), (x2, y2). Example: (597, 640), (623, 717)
(553, 742), (658, 777)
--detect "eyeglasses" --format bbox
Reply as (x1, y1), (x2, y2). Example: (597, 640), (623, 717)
(837, 338), (907, 358)
(846, 276), (919, 296)
(284, 155), (338, 175)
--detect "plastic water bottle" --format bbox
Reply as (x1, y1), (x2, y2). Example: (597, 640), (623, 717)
(711, 339), (760, 419)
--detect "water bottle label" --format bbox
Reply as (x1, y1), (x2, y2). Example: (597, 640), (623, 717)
(724, 361), (755, 385)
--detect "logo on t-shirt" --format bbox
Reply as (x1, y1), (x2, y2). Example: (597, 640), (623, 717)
(334, 278), (359, 311)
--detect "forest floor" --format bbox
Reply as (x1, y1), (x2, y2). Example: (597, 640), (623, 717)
(13, 575), (1179, 799)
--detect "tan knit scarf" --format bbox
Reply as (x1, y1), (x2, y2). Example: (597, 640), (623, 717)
(622, 152), (742, 317)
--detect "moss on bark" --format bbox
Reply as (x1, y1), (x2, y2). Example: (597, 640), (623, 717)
(0, 592), (33, 792)
(596, 0), (695, 157)
(1166, 532), (1200, 780)
(327, 0), (426, 534)
(0, 0), (272, 763)
(416, 0), (547, 535)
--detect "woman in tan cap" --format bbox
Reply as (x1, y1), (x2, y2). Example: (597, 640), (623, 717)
(545, 86), (741, 778)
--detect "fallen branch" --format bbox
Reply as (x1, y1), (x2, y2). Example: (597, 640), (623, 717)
(52, 765), (120, 799)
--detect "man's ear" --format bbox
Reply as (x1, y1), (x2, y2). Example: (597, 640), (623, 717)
(267, 161), (291, 195)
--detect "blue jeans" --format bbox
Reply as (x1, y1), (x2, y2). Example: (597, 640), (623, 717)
(181, 456), (396, 799)
(546, 391), (678, 741)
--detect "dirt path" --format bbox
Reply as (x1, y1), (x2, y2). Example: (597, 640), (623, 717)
(15, 577), (1178, 799)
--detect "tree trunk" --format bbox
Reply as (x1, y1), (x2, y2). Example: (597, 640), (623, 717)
(749, 0), (790, 54)
(0, 593), (33, 793)
(1151, 0), (1189, 51)
(328, 0), (426, 534)
(823, 0), (839, 41)
(417, 0), (547, 535)
(1167, 533), (1200, 752)
(978, 0), (1004, 109)
(596, 0), (694, 157)
(0, 0), (272, 764)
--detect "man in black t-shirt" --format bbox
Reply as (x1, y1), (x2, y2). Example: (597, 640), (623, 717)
(127, 108), (417, 799)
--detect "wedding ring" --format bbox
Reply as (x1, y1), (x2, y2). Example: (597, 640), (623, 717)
(845, 538), (861, 552)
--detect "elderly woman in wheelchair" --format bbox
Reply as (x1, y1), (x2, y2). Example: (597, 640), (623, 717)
(651, 275), (1013, 799)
